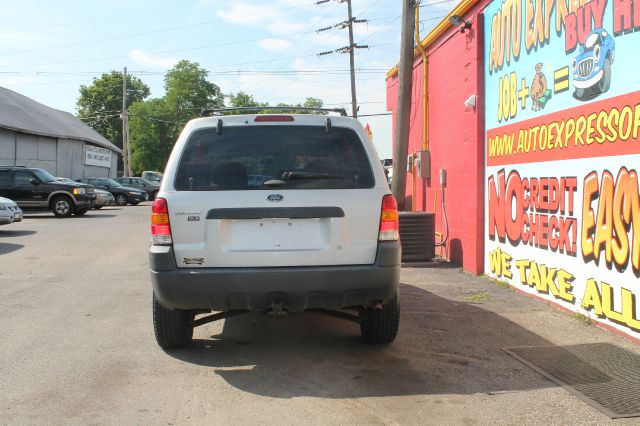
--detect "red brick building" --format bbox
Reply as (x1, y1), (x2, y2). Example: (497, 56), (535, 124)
(386, 0), (489, 274)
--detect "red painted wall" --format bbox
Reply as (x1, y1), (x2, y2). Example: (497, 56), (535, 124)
(386, 5), (487, 274)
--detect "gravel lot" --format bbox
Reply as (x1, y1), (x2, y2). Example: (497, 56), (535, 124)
(1, 205), (638, 425)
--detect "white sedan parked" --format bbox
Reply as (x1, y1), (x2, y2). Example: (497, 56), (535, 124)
(0, 197), (23, 225)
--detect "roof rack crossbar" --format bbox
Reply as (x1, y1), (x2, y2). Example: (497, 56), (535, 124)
(200, 106), (348, 117)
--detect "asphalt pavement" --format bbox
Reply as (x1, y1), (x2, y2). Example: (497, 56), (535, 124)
(1, 205), (638, 425)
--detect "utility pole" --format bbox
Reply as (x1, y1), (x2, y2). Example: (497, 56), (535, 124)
(121, 67), (129, 177)
(346, 0), (357, 118)
(392, 0), (416, 211)
(316, 0), (368, 118)
(126, 109), (132, 176)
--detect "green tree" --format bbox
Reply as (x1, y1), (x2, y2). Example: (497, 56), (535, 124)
(76, 71), (150, 151)
(228, 91), (260, 107)
(129, 60), (224, 172)
(128, 99), (175, 174)
(164, 60), (224, 124)
(267, 97), (327, 114)
(302, 97), (324, 110)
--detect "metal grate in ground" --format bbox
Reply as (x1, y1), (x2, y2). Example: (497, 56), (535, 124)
(503, 343), (640, 418)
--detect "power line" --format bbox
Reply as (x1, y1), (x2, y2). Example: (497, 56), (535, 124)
(0, 67), (391, 78)
(357, 112), (392, 117)
(230, 0), (342, 96)
(316, 0), (377, 118)
(129, 114), (186, 125)
(357, 15), (402, 44)
(0, 1), (320, 57)
(78, 112), (121, 120)
(419, 0), (458, 7)
(1, 25), (399, 71)
(0, 29), (318, 69)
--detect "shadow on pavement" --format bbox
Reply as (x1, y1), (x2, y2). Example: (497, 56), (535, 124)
(0, 229), (36, 237)
(74, 214), (116, 219)
(0, 242), (24, 255)
(167, 283), (554, 398)
(402, 260), (460, 269)
(24, 214), (116, 219)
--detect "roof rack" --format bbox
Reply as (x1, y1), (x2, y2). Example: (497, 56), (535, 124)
(200, 106), (348, 117)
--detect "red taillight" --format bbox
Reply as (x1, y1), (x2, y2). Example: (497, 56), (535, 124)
(379, 194), (399, 241)
(151, 197), (172, 245)
(254, 115), (294, 122)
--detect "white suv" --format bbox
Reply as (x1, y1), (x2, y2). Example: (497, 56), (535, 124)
(149, 108), (401, 349)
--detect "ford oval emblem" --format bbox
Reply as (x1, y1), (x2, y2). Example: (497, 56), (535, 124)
(267, 194), (284, 202)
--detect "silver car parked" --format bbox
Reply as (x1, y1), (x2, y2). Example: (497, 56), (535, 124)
(0, 196), (23, 225)
(94, 189), (115, 209)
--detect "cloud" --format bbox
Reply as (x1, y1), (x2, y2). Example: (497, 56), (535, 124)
(257, 38), (292, 52)
(216, 3), (277, 25)
(129, 49), (178, 68)
(265, 18), (309, 35)
(313, 31), (348, 47)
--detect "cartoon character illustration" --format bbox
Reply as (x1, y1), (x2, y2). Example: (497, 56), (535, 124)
(572, 28), (615, 100)
(531, 63), (551, 111)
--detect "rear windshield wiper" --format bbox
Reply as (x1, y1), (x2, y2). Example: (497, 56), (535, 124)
(280, 171), (340, 180)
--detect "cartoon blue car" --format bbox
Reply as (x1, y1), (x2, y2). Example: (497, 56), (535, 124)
(572, 28), (615, 99)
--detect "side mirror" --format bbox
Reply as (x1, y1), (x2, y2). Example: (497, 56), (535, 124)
(30, 178), (39, 185)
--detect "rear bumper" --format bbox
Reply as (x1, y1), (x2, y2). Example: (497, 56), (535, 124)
(150, 241), (401, 312)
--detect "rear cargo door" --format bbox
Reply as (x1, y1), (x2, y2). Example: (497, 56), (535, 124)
(168, 122), (384, 268)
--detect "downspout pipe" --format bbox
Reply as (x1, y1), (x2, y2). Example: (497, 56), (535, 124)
(415, 4), (428, 152)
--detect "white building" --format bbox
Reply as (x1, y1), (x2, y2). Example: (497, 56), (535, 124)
(0, 86), (120, 178)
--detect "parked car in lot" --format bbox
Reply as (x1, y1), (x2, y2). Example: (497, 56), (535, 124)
(149, 108), (400, 350)
(115, 177), (159, 200)
(0, 166), (95, 217)
(77, 178), (148, 206)
(0, 196), (22, 225)
(93, 188), (115, 209)
(142, 170), (163, 184)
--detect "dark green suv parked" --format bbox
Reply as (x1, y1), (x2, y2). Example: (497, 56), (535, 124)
(77, 178), (148, 206)
(115, 177), (159, 200)
(0, 166), (95, 217)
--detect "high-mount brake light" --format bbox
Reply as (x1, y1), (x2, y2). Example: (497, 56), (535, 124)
(378, 194), (399, 241)
(254, 115), (294, 122)
(151, 197), (172, 245)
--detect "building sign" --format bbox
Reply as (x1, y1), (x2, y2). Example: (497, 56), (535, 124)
(85, 145), (112, 168)
(484, 0), (640, 339)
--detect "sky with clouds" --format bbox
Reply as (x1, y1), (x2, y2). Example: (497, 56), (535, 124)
(0, 0), (456, 158)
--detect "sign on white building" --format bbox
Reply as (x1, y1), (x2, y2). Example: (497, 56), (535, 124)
(85, 145), (112, 168)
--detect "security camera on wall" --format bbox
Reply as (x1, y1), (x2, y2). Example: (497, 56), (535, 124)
(464, 94), (477, 111)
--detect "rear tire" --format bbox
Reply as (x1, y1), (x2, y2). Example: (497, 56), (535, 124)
(51, 196), (74, 218)
(153, 293), (194, 350)
(360, 292), (400, 344)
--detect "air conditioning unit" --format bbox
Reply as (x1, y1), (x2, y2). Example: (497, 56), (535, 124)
(398, 212), (435, 262)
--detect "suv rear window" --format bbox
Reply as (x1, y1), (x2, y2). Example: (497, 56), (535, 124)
(175, 125), (375, 191)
